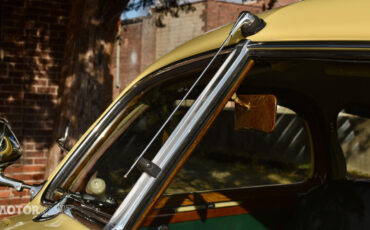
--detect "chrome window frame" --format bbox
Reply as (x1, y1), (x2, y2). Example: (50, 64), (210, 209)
(247, 41), (370, 61)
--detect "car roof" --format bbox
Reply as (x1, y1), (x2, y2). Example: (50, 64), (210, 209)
(249, 0), (370, 42)
(119, 0), (370, 96)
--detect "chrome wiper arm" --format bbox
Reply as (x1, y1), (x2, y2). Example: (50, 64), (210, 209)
(34, 190), (71, 222)
(123, 11), (262, 179)
(34, 189), (116, 222)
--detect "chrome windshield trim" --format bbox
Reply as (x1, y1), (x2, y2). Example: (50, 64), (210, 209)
(106, 40), (252, 230)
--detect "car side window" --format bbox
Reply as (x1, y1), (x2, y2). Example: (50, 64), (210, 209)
(165, 100), (312, 195)
(337, 109), (370, 179)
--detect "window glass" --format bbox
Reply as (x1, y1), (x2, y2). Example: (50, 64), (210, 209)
(337, 110), (370, 178)
(56, 73), (214, 216)
(165, 102), (312, 195)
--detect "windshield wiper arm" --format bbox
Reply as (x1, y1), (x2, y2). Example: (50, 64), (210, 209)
(34, 189), (117, 222)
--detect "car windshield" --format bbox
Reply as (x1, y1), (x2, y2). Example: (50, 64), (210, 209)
(51, 65), (219, 217)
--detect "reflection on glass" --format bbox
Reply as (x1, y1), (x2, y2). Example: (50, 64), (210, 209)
(57, 76), (207, 216)
(165, 104), (312, 194)
(337, 110), (370, 178)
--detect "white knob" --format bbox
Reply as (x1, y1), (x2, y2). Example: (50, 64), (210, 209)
(88, 178), (106, 196)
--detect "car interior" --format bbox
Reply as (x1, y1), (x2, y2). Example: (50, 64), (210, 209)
(139, 59), (370, 229)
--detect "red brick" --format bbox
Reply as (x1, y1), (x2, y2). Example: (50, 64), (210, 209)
(36, 86), (58, 95)
(11, 190), (30, 197)
(13, 173), (44, 181)
(22, 152), (45, 158)
(0, 191), (11, 198)
(5, 165), (45, 174)
(34, 159), (47, 164)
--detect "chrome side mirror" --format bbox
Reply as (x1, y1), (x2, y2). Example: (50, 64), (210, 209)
(56, 121), (70, 153)
(0, 118), (22, 168)
(0, 117), (44, 200)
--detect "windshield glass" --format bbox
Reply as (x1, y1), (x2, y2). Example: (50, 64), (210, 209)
(51, 64), (218, 218)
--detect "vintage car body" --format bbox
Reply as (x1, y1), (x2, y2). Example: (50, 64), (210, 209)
(1, 0), (370, 229)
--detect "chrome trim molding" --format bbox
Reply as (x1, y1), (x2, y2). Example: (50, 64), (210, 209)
(247, 42), (370, 60)
(248, 41), (370, 49)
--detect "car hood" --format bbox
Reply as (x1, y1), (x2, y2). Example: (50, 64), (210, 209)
(0, 212), (88, 230)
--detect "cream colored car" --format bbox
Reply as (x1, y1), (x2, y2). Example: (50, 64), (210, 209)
(1, 0), (370, 229)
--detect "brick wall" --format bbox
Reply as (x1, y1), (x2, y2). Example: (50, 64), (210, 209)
(0, 0), (70, 217)
(203, 1), (263, 31)
(140, 17), (156, 73)
(155, 3), (205, 59)
(112, 20), (143, 98)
